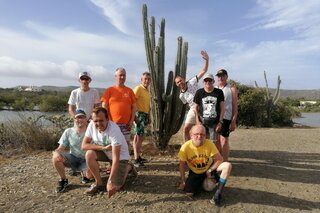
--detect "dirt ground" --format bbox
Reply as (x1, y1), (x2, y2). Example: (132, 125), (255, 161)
(0, 127), (319, 213)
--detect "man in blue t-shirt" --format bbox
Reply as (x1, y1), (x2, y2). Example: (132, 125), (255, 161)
(52, 109), (92, 193)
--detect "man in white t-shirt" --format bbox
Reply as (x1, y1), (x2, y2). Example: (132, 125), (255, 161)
(81, 107), (137, 197)
(68, 71), (100, 119)
(174, 50), (209, 141)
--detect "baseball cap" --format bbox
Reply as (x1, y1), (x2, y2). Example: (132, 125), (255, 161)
(203, 73), (214, 80)
(216, 69), (228, 76)
(75, 108), (86, 118)
(78, 71), (91, 79)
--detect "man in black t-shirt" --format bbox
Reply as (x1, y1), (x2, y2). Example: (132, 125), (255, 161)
(194, 73), (225, 141)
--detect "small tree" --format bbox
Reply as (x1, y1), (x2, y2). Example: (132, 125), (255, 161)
(255, 71), (281, 127)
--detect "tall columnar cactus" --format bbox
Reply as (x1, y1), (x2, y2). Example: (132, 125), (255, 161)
(255, 71), (281, 126)
(142, 4), (187, 149)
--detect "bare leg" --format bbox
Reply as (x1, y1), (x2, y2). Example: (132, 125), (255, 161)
(52, 152), (66, 179)
(219, 136), (230, 161)
(216, 162), (232, 179)
(85, 150), (103, 185)
(133, 134), (144, 160)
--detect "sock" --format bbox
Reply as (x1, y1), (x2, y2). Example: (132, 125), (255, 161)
(216, 178), (227, 194)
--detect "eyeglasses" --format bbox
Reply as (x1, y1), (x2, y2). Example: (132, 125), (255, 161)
(80, 77), (90, 81)
(204, 78), (213, 82)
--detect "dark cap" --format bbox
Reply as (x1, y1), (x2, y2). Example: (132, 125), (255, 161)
(216, 69), (228, 76)
(75, 108), (86, 118)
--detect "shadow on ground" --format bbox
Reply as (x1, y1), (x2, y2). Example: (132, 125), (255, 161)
(230, 150), (320, 184)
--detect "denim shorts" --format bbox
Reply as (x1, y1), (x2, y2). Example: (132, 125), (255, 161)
(62, 153), (87, 172)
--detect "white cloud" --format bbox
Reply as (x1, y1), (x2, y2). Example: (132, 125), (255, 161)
(89, 0), (140, 36)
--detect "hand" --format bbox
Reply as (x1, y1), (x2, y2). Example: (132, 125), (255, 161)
(215, 123), (222, 132)
(201, 50), (209, 61)
(127, 122), (133, 131)
(177, 182), (185, 191)
(230, 121), (236, 132)
(107, 182), (119, 198)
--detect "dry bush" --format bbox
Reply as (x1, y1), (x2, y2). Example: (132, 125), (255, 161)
(0, 113), (71, 157)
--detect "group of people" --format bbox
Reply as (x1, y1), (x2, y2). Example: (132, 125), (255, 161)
(175, 51), (237, 204)
(51, 50), (238, 205)
(53, 69), (150, 198)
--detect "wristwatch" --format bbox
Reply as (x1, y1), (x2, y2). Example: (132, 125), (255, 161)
(219, 120), (224, 124)
(207, 168), (212, 173)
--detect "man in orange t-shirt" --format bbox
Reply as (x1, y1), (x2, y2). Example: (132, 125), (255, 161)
(101, 67), (136, 149)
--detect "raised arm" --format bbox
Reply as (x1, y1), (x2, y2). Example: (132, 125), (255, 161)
(196, 50), (209, 80)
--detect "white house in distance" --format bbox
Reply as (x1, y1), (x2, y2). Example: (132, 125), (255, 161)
(17, 86), (42, 92)
(299, 101), (317, 107)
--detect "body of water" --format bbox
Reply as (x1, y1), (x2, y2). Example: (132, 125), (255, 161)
(292, 112), (320, 127)
(0, 110), (65, 123)
(1, 111), (320, 127)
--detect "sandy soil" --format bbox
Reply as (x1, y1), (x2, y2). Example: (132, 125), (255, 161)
(0, 127), (319, 213)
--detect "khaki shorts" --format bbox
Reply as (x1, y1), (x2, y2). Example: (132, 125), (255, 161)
(185, 106), (196, 124)
(95, 151), (128, 186)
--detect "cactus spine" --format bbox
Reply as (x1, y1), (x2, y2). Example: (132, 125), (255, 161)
(142, 4), (187, 149)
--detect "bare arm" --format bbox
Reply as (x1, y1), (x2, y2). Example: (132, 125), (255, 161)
(107, 145), (121, 197)
(216, 101), (225, 132)
(68, 105), (76, 118)
(101, 102), (107, 109)
(178, 160), (187, 190)
(196, 50), (209, 80)
(230, 86), (238, 131)
(128, 103), (136, 130)
(81, 136), (112, 151)
(194, 104), (201, 125)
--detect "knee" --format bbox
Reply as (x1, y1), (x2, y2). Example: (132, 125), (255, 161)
(221, 161), (232, 172)
(224, 162), (232, 172)
(52, 152), (63, 164)
(85, 150), (97, 162)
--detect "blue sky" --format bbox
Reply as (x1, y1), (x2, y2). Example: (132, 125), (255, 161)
(0, 0), (319, 90)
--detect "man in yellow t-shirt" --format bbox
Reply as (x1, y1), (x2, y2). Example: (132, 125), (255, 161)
(178, 125), (232, 205)
(132, 72), (151, 167)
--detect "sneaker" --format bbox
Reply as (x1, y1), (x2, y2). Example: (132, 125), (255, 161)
(84, 184), (106, 196)
(133, 159), (144, 168)
(210, 192), (222, 205)
(55, 179), (68, 193)
(81, 176), (91, 184)
(128, 163), (138, 177)
(138, 156), (148, 163)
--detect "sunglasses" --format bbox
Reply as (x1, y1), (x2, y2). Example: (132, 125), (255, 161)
(204, 78), (213, 82)
(80, 77), (90, 81)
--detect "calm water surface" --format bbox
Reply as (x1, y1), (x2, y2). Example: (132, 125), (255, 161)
(1, 111), (320, 127)
(292, 113), (320, 127)
(0, 110), (65, 123)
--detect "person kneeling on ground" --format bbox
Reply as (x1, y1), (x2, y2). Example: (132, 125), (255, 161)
(52, 109), (93, 193)
(177, 125), (232, 205)
(82, 107), (137, 197)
